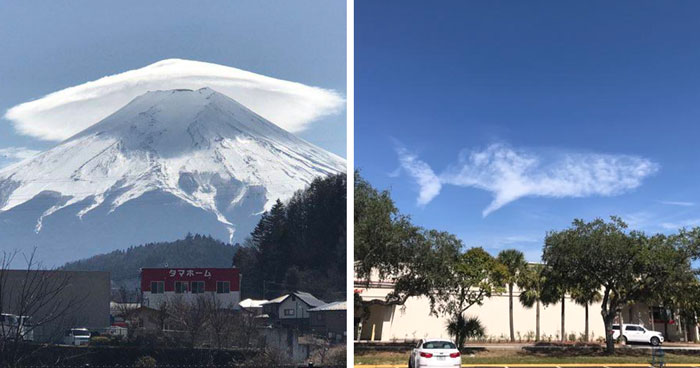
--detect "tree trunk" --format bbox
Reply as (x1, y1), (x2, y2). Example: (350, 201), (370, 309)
(603, 312), (615, 354)
(536, 300), (541, 341)
(509, 283), (514, 342)
(561, 294), (566, 341)
(584, 303), (589, 342)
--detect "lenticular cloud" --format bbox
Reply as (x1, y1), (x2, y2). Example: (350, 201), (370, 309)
(4, 58), (345, 141)
(396, 143), (659, 217)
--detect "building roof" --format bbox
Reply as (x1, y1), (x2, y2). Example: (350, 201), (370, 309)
(308, 301), (346, 312)
(239, 298), (268, 309)
(263, 291), (325, 308)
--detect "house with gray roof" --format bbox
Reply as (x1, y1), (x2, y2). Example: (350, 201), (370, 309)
(309, 301), (346, 340)
(261, 291), (325, 329)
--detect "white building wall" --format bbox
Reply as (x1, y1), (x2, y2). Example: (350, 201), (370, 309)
(358, 285), (606, 342)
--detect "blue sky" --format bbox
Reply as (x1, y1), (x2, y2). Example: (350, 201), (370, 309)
(356, 0), (700, 261)
(0, 0), (346, 164)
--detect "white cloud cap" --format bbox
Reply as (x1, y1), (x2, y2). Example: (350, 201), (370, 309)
(397, 143), (659, 216)
(4, 59), (345, 141)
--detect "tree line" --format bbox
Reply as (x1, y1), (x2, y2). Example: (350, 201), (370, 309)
(62, 233), (239, 291)
(354, 172), (700, 353)
(235, 173), (347, 301)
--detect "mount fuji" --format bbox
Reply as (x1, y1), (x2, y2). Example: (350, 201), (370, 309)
(0, 88), (345, 266)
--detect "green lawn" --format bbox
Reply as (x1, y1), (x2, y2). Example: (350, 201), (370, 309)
(354, 350), (700, 365)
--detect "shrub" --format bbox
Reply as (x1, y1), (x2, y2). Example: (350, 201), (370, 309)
(326, 345), (347, 366)
(446, 315), (486, 347)
(134, 355), (157, 368)
(90, 336), (111, 346)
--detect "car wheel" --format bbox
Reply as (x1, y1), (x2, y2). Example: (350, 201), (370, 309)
(408, 357), (413, 368)
(621, 336), (627, 345)
(651, 337), (660, 346)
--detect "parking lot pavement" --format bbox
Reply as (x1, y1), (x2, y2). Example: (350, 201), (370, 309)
(354, 365), (700, 368)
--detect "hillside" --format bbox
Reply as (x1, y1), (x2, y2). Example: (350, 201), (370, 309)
(62, 234), (238, 290)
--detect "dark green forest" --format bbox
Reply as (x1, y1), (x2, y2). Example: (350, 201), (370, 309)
(235, 173), (346, 302)
(62, 234), (238, 290)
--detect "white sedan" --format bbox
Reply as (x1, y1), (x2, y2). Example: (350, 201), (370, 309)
(409, 339), (461, 368)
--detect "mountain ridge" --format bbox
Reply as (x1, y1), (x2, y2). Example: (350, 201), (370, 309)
(0, 88), (345, 266)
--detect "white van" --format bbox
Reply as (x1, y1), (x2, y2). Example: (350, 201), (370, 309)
(63, 328), (91, 346)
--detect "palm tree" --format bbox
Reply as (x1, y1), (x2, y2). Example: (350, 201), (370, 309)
(540, 267), (569, 342)
(571, 287), (602, 342)
(446, 314), (485, 348)
(517, 263), (546, 341)
(497, 249), (527, 342)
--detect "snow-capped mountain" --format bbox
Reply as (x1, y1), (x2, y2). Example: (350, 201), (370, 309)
(0, 88), (345, 266)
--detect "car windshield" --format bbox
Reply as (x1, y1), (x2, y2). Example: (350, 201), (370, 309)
(612, 325), (620, 330)
(73, 330), (90, 337)
(422, 341), (456, 349)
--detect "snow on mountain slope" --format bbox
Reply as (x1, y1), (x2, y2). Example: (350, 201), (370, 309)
(0, 88), (345, 265)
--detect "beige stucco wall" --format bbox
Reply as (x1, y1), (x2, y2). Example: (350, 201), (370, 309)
(357, 284), (606, 342)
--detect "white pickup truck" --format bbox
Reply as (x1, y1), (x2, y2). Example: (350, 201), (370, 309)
(611, 324), (664, 346)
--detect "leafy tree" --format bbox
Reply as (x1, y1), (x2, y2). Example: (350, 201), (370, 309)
(387, 230), (460, 306)
(642, 253), (699, 341)
(517, 263), (546, 341)
(543, 217), (700, 353)
(354, 172), (416, 283)
(496, 249), (527, 342)
(353, 172), (430, 336)
(428, 247), (505, 341)
(446, 315), (485, 348)
(675, 278), (700, 342)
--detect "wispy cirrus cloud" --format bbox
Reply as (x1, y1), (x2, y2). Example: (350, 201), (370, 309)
(658, 200), (695, 207)
(0, 147), (41, 169)
(661, 218), (700, 230)
(395, 146), (442, 205)
(4, 58), (345, 141)
(396, 142), (659, 217)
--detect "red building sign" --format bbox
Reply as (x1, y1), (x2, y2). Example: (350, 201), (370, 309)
(141, 268), (240, 293)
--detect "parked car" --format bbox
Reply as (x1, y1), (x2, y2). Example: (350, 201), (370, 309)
(63, 328), (91, 346)
(611, 324), (664, 346)
(409, 339), (461, 368)
(0, 313), (33, 341)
